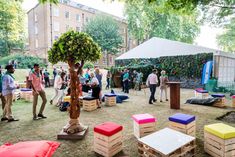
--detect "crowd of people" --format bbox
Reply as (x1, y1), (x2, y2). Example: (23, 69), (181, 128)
(0, 62), (169, 122)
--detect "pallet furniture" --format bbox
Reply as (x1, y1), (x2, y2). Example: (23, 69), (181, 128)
(232, 95), (235, 108)
(104, 93), (116, 106)
(94, 122), (123, 157)
(211, 94), (226, 108)
(138, 128), (196, 157)
(18, 83), (27, 88)
(79, 96), (83, 107)
(204, 123), (235, 157)
(20, 88), (33, 102)
(13, 90), (21, 101)
(83, 96), (97, 111)
(132, 113), (156, 138)
(169, 113), (196, 136)
(195, 89), (209, 99)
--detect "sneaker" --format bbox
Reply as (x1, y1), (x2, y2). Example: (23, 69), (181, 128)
(97, 106), (101, 109)
(8, 118), (19, 122)
(149, 102), (153, 104)
(1, 117), (8, 121)
(166, 99), (169, 101)
(153, 99), (156, 102)
(38, 114), (47, 119)
(50, 100), (53, 105)
(33, 116), (39, 120)
(160, 100), (163, 102)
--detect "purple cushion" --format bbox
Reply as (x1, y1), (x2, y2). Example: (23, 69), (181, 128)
(20, 88), (32, 92)
(169, 113), (195, 125)
(196, 89), (208, 93)
(104, 93), (116, 97)
(211, 94), (225, 98)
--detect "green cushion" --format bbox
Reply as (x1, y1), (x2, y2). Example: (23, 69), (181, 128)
(204, 123), (235, 139)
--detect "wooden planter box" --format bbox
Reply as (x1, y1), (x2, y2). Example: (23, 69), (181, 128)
(83, 99), (97, 111)
(105, 96), (116, 106)
(169, 121), (196, 136)
(138, 128), (196, 157)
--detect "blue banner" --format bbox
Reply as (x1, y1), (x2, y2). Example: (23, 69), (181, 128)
(201, 61), (213, 85)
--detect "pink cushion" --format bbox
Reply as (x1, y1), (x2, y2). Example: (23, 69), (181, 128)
(132, 114), (156, 124)
(94, 122), (123, 136)
(0, 141), (60, 157)
(232, 95), (235, 99)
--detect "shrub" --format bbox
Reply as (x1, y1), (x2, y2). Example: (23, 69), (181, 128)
(0, 54), (47, 69)
(83, 62), (94, 69)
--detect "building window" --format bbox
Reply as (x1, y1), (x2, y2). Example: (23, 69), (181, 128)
(34, 26), (38, 34)
(123, 28), (126, 33)
(76, 14), (80, 22)
(54, 22), (60, 32)
(102, 57), (106, 64)
(54, 8), (59, 17)
(54, 35), (59, 40)
(85, 17), (89, 22)
(76, 26), (80, 32)
(65, 11), (70, 19)
(34, 13), (38, 22)
(35, 39), (38, 48)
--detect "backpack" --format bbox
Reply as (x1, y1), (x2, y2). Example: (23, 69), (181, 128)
(59, 102), (70, 112)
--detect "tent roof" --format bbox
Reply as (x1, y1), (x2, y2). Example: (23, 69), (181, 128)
(116, 37), (223, 60)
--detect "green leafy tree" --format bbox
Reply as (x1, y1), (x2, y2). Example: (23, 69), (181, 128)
(0, 0), (26, 56)
(217, 18), (235, 52)
(84, 15), (123, 67)
(48, 30), (101, 133)
(125, 0), (200, 44)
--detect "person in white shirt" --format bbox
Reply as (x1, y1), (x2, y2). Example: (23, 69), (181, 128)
(90, 72), (101, 108)
(146, 69), (158, 104)
(50, 70), (63, 105)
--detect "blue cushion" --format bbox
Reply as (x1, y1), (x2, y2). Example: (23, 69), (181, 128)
(169, 113), (195, 125)
(83, 96), (96, 100)
(104, 93), (116, 97)
(211, 94), (225, 98)
(196, 89), (208, 93)
(20, 88), (32, 91)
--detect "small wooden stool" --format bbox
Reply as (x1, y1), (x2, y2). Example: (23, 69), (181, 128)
(169, 113), (196, 136)
(132, 113), (156, 138)
(94, 122), (123, 157)
(195, 89), (209, 99)
(83, 96), (97, 111)
(204, 123), (235, 157)
(212, 94), (226, 108)
(138, 128), (196, 157)
(79, 96), (83, 107)
(20, 88), (32, 101)
(105, 93), (116, 106)
(13, 90), (21, 101)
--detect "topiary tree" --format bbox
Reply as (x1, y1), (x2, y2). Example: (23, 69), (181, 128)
(48, 30), (101, 134)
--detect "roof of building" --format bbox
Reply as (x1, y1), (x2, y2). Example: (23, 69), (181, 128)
(116, 37), (235, 60)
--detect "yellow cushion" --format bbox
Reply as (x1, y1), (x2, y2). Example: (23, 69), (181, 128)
(63, 96), (70, 102)
(204, 123), (235, 139)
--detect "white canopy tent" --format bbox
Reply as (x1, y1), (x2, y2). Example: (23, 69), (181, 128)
(116, 37), (222, 60)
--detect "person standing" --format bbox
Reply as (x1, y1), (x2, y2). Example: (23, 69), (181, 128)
(120, 70), (124, 92)
(1, 65), (19, 122)
(50, 70), (62, 105)
(0, 66), (6, 113)
(90, 72), (101, 108)
(29, 64), (47, 120)
(159, 70), (169, 102)
(146, 69), (158, 104)
(53, 68), (57, 80)
(123, 69), (130, 94)
(106, 71), (111, 89)
(43, 69), (50, 87)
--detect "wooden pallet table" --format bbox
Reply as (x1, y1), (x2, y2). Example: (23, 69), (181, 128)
(169, 113), (196, 136)
(132, 113), (156, 138)
(94, 122), (123, 157)
(204, 123), (235, 157)
(83, 96), (97, 111)
(138, 128), (196, 157)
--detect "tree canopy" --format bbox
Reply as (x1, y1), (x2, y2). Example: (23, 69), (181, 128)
(84, 15), (123, 55)
(217, 18), (235, 52)
(0, 0), (25, 56)
(125, 0), (200, 44)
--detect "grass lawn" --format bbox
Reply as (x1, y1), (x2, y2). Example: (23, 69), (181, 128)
(0, 87), (234, 157)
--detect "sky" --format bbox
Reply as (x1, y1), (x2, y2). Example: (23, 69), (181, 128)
(22, 0), (223, 50)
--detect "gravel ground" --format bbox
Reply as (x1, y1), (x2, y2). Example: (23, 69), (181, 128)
(0, 87), (233, 157)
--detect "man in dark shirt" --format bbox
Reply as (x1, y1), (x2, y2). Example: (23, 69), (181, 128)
(120, 70), (124, 92)
(43, 69), (50, 87)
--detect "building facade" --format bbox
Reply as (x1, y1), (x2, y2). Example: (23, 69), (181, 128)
(27, 0), (136, 67)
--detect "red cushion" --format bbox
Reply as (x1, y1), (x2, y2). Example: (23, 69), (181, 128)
(94, 122), (123, 136)
(0, 141), (60, 157)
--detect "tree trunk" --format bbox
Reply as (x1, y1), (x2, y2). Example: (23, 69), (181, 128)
(63, 60), (85, 134)
(106, 51), (109, 67)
